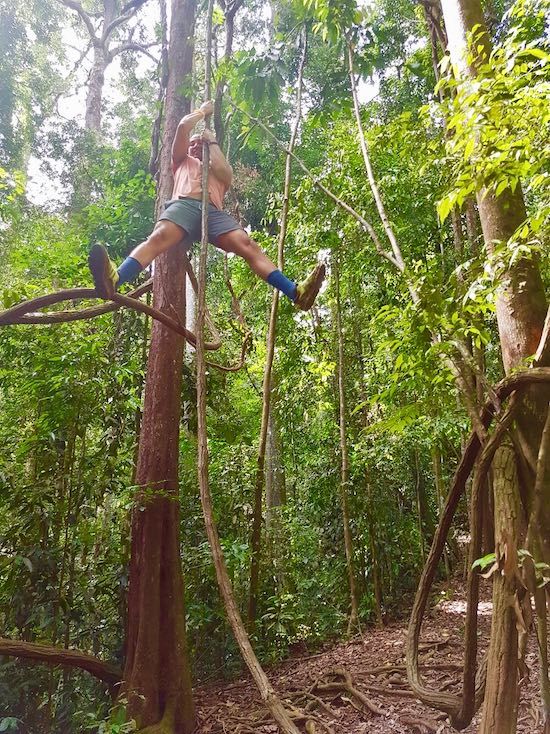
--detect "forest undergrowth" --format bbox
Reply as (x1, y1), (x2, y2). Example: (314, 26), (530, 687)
(194, 578), (540, 734)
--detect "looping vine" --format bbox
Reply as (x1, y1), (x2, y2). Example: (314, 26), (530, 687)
(406, 366), (550, 728)
(0, 254), (253, 369)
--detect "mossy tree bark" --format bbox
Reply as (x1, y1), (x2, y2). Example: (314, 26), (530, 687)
(121, 0), (198, 731)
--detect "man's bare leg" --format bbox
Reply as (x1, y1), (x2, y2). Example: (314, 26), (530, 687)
(128, 220), (187, 268)
(215, 228), (278, 280)
(89, 220), (187, 298)
(215, 228), (325, 310)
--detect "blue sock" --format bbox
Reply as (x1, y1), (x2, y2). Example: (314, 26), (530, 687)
(267, 270), (297, 301)
(117, 256), (143, 288)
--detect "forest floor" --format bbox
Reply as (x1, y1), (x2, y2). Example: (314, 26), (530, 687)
(193, 578), (541, 733)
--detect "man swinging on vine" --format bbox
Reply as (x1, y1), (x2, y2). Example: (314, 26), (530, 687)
(88, 100), (325, 309)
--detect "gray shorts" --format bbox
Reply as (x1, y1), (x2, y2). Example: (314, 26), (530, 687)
(158, 197), (242, 247)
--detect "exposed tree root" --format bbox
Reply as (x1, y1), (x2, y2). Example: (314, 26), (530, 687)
(360, 662), (462, 676)
(194, 664), (392, 733)
(314, 667), (384, 716)
(361, 683), (417, 698)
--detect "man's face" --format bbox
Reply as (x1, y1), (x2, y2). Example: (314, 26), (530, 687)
(188, 135), (203, 160)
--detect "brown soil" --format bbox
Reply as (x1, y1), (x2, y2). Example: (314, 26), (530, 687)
(193, 580), (541, 733)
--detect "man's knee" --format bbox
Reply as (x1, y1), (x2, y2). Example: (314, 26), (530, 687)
(148, 221), (184, 252)
(223, 230), (257, 255)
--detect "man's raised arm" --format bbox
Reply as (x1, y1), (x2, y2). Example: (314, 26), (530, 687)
(202, 129), (233, 188)
(171, 100), (214, 170)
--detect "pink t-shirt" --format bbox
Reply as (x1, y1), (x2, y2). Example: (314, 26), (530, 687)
(172, 155), (228, 210)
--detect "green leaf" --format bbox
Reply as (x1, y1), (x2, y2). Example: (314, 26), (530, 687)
(464, 138), (475, 159)
(495, 179), (508, 197)
(0, 718), (20, 732)
(437, 197), (452, 224)
(472, 552), (496, 571)
(516, 48), (550, 62)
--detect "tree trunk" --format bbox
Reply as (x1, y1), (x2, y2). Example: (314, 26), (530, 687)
(85, 44), (108, 132)
(365, 481), (384, 626)
(333, 254), (360, 634)
(431, 448), (451, 579)
(355, 326), (383, 625)
(265, 405), (286, 591)
(213, 8), (237, 148)
(247, 29), (307, 627)
(265, 390), (287, 523)
(121, 0), (197, 731)
(479, 443), (522, 734)
(149, 0), (169, 177)
(415, 449), (436, 563)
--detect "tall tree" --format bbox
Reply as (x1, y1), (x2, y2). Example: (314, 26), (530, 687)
(59, 0), (157, 131)
(121, 0), (197, 729)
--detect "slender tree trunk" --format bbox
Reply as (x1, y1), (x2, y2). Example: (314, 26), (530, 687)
(84, 0), (116, 132)
(265, 403), (287, 591)
(415, 452), (426, 565)
(415, 450), (436, 563)
(149, 0), (169, 177)
(527, 404), (550, 731)
(365, 481), (384, 625)
(247, 29), (307, 626)
(432, 447), (451, 579)
(213, 4), (240, 148)
(333, 255), (360, 634)
(354, 326), (383, 625)
(121, 0), (197, 731)
(266, 407), (286, 518)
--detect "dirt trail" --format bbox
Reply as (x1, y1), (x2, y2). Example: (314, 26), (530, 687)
(193, 581), (540, 733)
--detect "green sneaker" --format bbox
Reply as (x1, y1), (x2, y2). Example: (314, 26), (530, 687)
(294, 262), (326, 311)
(88, 244), (118, 299)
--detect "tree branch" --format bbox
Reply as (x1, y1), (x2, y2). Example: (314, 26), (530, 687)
(108, 42), (159, 63)
(53, 39), (94, 116)
(102, 0), (151, 41)
(347, 41), (407, 274)
(0, 283), (151, 325)
(120, 0), (151, 15)
(0, 279), (222, 351)
(226, 0), (245, 20)
(56, 0), (98, 40)
(0, 637), (121, 687)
